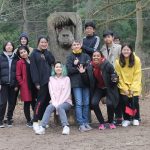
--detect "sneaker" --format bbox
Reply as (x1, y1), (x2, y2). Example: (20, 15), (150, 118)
(132, 119), (140, 126)
(109, 123), (116, 129)
(26, 121), (33, 128)
(62, 126), (70, 135)
(114, 118), (122, 126)
(79, 125), (89, 132)
(4, 119), (14, 124)
(35, 126), (45, 135)
(45, 125), (49, 129)
(7, 120), (13, 127)
(33, 122), (39, 131)
(0, 121), (5, 128)
(84, 123), (92, 130)
(122, 120), (131, 127)
(98, 124), (106, 130)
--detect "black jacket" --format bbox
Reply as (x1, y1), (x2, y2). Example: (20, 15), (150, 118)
(82, 35), (100, 58)
(0, 52), (19, 86)
(66, 52), (90, 88)
(81, 60), (119, 108)
(30, 49), (55, 87)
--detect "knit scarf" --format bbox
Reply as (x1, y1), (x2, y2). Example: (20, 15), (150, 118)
(72, 49), (82, 54)
(91, 57), (105, 88)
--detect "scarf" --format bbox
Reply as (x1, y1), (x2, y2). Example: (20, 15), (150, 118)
(91, 58), (105, 88)
(72, 49), (82, 54)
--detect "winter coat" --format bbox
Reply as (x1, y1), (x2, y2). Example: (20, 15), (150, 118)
(16, 59), (32, 102)
(81, 59), (119, 108)
(0, 52), (19, 87)
(66, 52), (91, 88)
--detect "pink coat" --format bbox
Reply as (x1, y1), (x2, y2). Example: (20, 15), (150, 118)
(48, 76), (72, 108)
(16, 59), (32, 102)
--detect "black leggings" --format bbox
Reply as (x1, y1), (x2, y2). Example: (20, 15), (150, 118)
(33, 84), (50, 122)
(24, 100), (36, 122)
(120, 94), (140, 120)
(91, 88), (115, 124)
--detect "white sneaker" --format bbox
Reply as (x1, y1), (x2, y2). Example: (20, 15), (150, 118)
(62, 126), (70, 135)
(122, 120), (131, 127)
(33, 122), (39, 131)
(132, 120), (140, 126)
(35, 126), (45, 135)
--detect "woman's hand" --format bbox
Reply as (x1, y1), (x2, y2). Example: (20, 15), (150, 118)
(124, 90), (130, 96)
(78, 64), (86, 73)
(14, 87), (18, 91)
(36, 85), (40, 90)
(74, 57), (79, 65)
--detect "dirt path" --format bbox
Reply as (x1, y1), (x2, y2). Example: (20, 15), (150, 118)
(0, 97), (150, 150)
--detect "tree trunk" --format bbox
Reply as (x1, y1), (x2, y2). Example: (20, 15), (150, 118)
(135, 0), (143, 59)
(22, 0), (28, 32)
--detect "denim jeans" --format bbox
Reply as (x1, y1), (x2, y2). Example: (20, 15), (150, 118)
(40, 102), (71, 127)
(73, 88), (90, 125)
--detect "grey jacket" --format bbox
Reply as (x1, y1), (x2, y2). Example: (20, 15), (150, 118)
(101, 43), (121, 67)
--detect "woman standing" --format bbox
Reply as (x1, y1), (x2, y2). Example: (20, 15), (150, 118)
(14, 32), (33, 55)
(16, 46), (36, 127)
(115, 43), (141, 127)
(0, 42), (19, 128)
(35, 62), (72, 135)
(30, 36), (55, 131)
(66, 40), (92, 132)
(79, 51), (119, 130)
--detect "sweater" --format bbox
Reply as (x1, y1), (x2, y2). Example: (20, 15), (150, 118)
(30, 49), (55, 86)
(115, 54), (142, 96)
(48, 76), (72, 108)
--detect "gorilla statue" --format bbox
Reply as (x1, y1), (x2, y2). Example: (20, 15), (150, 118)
(47, 12), (82, 63)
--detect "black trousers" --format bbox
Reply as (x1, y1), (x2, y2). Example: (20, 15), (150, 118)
(0, 85), (18, 121)
(120, 94), (140, 120)
(114, 95), (123, 119)
(91, 88), (115, 124)
(33, 84), (50, 122)
(24, 100), (36, 122)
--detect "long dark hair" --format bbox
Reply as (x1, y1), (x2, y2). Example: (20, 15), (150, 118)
(119, 43), (135, 68)
(17, 46), (29, 58)
(37, 36), (48, 46)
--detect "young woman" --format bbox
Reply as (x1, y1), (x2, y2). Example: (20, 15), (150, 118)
(0, 42), (19, 128)
(14, 33), (33, 55)
(35, 62), (72, 135)
(30, 36), (55, 131)
(16, 46), (36, 127)
(115, 43), (141, 127)
(66, 40), (92, 132)
(79, 51), (119, 130)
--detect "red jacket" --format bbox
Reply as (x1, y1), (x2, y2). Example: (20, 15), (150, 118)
(16, 59), (32, 102)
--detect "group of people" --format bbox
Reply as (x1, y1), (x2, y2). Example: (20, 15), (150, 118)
(0, 21), (142, 136)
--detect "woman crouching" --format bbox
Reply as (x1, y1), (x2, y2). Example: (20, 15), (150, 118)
(78, 51), (119, 130)
(35, 61), (72, 135)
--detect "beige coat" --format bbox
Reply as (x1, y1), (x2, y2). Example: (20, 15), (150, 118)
(101, 43), (121, 67)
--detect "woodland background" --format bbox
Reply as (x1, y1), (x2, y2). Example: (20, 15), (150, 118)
(0, 0), (150, 66)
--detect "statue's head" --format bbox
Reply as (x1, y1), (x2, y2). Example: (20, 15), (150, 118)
(57, 28), (74, 49)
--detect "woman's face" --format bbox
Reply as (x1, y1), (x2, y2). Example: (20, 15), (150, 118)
(21, 37), (28, 45)
(38, 38), (48, 50)
(71, 42), (82, 51)
(54, 63), (62, 75)
(19, 49), (28, 59)
(5, 42), (13, 52)
(121, 46), (132, 58)
(92, 51), (102, 64)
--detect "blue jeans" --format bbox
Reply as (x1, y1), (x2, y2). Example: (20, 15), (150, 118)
(73, 88), (90, 125)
